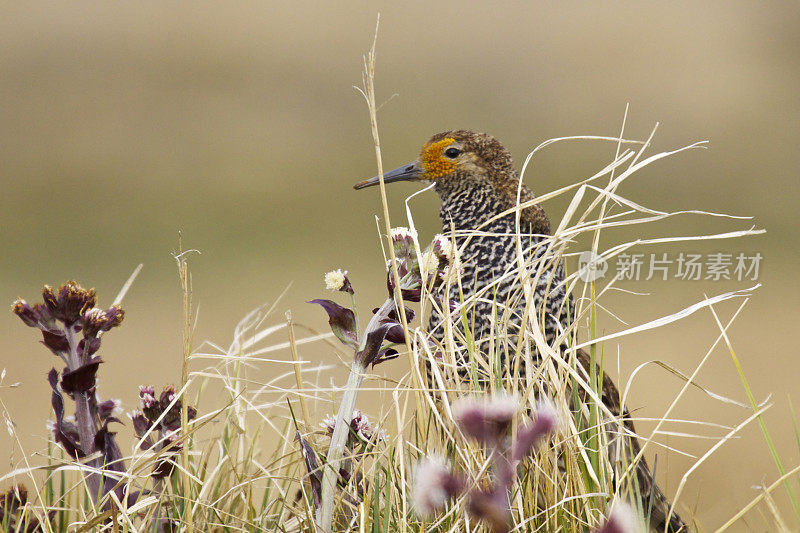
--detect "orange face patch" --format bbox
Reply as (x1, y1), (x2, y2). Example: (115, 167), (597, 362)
(420, 138), (456, 180)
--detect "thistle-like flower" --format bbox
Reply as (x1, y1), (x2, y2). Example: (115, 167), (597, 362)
(431, 234), (454, 263)
(511, 398), (559, 462)
(416, 395), (558, 532)
(389, 226), (417, 247)
(411, 456), (464, 518)
(130, 384), (197, 479)
(321, 409), (387, 444)
(452, 394), (520, 445)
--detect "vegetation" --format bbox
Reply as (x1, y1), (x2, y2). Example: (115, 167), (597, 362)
(1, 27), (795, 533)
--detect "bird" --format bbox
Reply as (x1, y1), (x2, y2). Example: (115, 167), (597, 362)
(354, 129), (688, 532)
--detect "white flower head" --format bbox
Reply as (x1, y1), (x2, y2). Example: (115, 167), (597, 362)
(320, 413), (337, 434)
(389, 226), (417, 243)
(420, 250), (441, 278)
(324, 269), (347, 291)
(352, 410), (388, 442)
(597, 501), (643, 533)
(453, 394), (520, 424)
(83, 307), (107, 322)
(431, 234), (454, 262)
(412, 456), (459, 518)
(484, 393), (521, 421)
(321, 409), (388, 443)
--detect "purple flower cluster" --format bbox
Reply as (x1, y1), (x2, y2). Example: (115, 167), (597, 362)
(413, 395), (641, 531)
(12, 282), (127, 504)
(11, 281), (200, 515)
(412, 396), (558, 532)
(0, 485), (46, 532)
(320, 409), (387, 445)
(129, 385), (197, 479)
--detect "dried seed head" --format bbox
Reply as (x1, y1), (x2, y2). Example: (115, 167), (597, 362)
(323, 269), (353, 294)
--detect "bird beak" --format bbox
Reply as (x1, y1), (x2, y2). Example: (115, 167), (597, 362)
(353, 161), (423, 190)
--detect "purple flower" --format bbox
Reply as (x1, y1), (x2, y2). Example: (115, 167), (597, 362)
(81, 305), (125, 337)
(321, 409), (387, 444)
(132, 384), (197, 478)
(452, 394), (520, 445)
(512, 399), (559, 462)
(10, 299), (38, 328)
(97, 397), (122, 422)
(43, 281), (97, 325)
(467, 487), (511, 533)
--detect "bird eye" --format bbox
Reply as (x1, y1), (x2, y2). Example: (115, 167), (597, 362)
(444, 147), (461, 159)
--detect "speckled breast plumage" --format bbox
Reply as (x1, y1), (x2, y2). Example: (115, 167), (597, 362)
(427, 179), (573, 377)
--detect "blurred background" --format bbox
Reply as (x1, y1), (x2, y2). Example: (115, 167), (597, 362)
(1, 1), (798, 529)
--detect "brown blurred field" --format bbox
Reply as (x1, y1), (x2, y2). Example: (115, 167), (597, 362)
(1, 2), (799, 529)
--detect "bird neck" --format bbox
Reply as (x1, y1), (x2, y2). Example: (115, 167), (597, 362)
(435, 173), (551, 235)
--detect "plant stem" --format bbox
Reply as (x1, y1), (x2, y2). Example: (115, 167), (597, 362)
(317, 364), (365, 533)
(359, 15), (423, 400)
(64, 325), (101, 501)
(317, 296), (395, 532)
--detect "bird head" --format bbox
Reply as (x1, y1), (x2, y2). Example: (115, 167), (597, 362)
(353, 130), (514, 191)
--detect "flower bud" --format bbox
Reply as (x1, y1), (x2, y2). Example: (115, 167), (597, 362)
(97, 397), (122, 422)
(11, 299), (38, 328)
